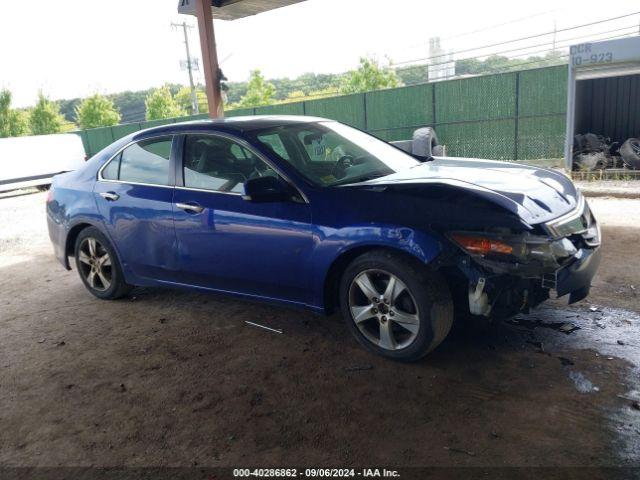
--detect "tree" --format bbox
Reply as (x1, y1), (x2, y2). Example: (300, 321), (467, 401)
(75, 94), (121, 129)
(237, 70), (276, 108)
(145, 85), (186, 120)
(339, 57), (400, 94)
(175, 86), (208, 115)
(0, 90), (30, 138)
(456, 52), (566, 76)
(29, 92), (66, 135)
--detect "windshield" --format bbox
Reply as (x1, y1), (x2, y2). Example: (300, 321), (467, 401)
(249, 121), (419, 186)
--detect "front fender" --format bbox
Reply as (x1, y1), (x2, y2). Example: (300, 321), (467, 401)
(309, 224), (444, 309)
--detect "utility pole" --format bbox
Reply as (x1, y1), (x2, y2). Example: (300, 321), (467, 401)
(552, 20), (557, 53)
(171, 21), (199, 114)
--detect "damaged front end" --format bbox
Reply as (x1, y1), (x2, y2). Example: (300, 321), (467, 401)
(443, 193), (601, 319)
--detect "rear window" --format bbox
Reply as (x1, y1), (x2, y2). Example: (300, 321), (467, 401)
(101, 137), (172, 186)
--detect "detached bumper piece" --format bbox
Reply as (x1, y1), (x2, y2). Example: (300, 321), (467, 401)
(556, 247), (601, 304)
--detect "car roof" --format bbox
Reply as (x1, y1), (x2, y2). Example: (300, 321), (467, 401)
(132, 115), (332, 140)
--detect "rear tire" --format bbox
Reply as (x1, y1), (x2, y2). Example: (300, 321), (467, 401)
(74, 226), (132, 300)
(339, 250), (453, 361)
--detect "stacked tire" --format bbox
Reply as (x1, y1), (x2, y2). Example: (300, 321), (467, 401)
(620, 138), (640, 170)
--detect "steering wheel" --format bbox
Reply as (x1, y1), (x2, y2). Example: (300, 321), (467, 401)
(332, 154), (355, 179)
(248, 166), (264, 180)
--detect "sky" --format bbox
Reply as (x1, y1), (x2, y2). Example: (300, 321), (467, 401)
(1, 0), (639, 108)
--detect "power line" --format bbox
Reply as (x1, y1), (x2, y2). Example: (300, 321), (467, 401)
(442, 9), (561, 41)
(395, 10), (561, 52)
(424, 29), (639, 74)
(392, 10), (640, 66)
(267, 29), (637, 98)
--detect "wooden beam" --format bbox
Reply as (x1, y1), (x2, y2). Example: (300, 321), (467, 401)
(195, 0), (224, 118)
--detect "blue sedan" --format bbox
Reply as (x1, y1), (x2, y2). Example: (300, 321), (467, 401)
(47, 116), (600, 360)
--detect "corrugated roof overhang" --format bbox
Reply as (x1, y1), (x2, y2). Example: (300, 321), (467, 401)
(179, 0), (306, 20)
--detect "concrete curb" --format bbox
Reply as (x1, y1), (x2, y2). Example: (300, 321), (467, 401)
(581, 189), (640, 199)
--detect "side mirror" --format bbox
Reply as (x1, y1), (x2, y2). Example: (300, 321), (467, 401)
(242, 176), (294, 203)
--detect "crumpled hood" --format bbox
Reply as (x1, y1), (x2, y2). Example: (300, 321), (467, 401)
(352, 157), (580, 225)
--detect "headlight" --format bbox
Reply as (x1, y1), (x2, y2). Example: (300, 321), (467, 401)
(449, 232), (577, 266)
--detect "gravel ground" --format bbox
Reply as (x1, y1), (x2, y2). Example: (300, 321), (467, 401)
(1, 191), (639, 470)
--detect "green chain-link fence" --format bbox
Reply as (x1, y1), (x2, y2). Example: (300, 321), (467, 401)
(77, 65), (568, 161)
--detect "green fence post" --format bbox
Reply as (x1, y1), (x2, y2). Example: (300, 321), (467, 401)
(514, 71), (520, 161)
(431, 82), (437, 128)
(363, 92), (368, 131)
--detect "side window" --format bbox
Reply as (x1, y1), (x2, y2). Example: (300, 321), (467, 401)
(256, 133), (290, 160)
(101, 153), (120, 180)
(102, 137), (172, 185)
(183, 135), (278, 193)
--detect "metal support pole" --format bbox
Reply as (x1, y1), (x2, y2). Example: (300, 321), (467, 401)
(564, 65), (576, 171)
(195, 0), (224, 118)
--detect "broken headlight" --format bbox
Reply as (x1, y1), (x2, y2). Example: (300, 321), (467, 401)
(449, 231), (577, 267)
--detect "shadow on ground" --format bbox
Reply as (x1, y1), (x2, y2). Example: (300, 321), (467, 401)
(1, 252), (639, 468)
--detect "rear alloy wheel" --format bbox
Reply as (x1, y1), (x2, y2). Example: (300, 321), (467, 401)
(74, 227), (132, 300)
(78, 237), (112, 291)
(340, 250), (453, 361)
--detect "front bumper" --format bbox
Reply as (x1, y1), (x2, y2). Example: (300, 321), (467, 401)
(556, 246), (601, 304)
(454, 193), (601, 317)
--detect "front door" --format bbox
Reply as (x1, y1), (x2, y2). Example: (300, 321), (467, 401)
(172, 133), (313, 305)
(94, 135), (177, 282)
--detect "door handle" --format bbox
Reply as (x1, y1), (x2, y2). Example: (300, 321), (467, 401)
(176, 202), (204, 214)
(100, 191), (119, 201)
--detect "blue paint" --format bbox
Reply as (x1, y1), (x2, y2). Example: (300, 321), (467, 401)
(46, 116), (590, 314)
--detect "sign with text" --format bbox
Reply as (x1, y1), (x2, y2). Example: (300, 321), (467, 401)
(177, 0), (196, 16)
(570, 37), (640, 68)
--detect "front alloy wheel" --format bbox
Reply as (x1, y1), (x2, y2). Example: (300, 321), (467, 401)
(349, 270), (420, 350)
(340, 250), (454, 361)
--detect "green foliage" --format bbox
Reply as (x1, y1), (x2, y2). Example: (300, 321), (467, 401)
(75, 94), (121, 129)
(51, 52), (568, 128)
(237, 70), (276, 108)
(455, 51), (566, 76)
(0, 90), (30, 138)
(339, 57), (400, 95)
(145, 85), (186, 120)
(175, 86), (209, 115)
(29, 92), (66, 135)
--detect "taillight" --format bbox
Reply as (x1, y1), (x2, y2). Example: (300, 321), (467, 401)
(46, 187), (54, 203)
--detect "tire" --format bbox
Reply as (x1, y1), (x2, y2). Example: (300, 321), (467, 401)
(620, 138), (640, 170)
(573, 152), (608, 171)
(432, 145), (444, 156)
(74, 226), (132, 300)
(339, 250), (453, 361)
(412, 127), (439, 157)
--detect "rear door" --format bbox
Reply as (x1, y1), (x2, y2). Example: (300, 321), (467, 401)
(94, 135), (178, 282)
(171, 133), (314, 304)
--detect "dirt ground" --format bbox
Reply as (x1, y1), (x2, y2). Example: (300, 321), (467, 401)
(1, 191), (640, 472)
